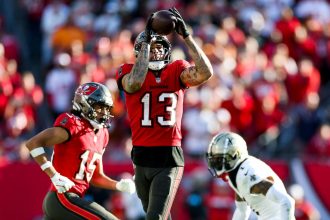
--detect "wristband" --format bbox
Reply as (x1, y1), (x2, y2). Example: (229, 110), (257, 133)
(30, 147), (45, 157)
(41, 161), (52, 171)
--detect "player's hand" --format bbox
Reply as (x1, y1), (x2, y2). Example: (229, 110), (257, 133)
(51, 173), (75, 193)
(145, 13), (155, 43)
(169, 7), (190, 38)
(116, 178), (136, 194)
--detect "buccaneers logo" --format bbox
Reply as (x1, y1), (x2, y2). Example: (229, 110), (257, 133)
(77, 84), (98, 95)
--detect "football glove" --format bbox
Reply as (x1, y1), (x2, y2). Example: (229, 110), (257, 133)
(145, 13), (155, 43)
(169, 7), (190, 38)
(116, 178), (136, 194)
(51, 173), (75, 193)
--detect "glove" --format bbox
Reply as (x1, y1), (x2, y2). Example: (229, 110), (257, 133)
(145, 13), (155, 43)
(51, 173), (75, 193)
(116, 179), (136, 194)
(168, 7), (190, 38)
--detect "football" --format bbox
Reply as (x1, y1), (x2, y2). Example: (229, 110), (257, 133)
(151, 10), (177, 35)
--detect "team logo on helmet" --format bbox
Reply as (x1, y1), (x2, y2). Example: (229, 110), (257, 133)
(78, 84), (98, 95)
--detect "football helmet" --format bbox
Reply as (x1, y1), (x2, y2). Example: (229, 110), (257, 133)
(133, 31), (171, 71)
(72, 82), (113, 129)
(206, 132), (248, 177)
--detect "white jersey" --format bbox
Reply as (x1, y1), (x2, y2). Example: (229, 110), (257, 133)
(228, 156), (288, 220)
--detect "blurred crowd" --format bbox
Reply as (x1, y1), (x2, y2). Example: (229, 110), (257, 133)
(1, 0), (330, 219)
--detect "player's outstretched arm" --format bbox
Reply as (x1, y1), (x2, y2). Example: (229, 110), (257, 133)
(90, 160), (136, 194)
(169, 7), (213, 87)
(25, 127), (75, 193)
(122, 14), (154, 93)
(180, 36), (213, 87)
(122, 42), (149, 93)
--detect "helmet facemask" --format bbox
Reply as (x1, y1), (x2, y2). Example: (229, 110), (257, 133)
(85, 102), (113, 129)
(206, 132), (248, 177)
(73, 82), (114, 129)
(134, 31), (171, 71)
(148, 41), (171, 71)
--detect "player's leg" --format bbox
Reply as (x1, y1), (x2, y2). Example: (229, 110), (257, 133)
(134, 165), (151, 212)
(43, 191), (119, 220)
(147, 166), (184, 220)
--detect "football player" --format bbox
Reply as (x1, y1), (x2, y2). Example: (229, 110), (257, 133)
(116, 7), (213, 220)
(206, 132), (295, 220)
(26, 82), (136, 220)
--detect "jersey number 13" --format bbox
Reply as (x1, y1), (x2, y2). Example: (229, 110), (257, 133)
(141, 92), (177, 127)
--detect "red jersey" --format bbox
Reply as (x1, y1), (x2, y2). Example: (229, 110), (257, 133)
(116, 60), (191, 147)
(51, 113), (109, 197)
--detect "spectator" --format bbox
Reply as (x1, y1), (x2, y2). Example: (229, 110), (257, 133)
(93, 3), (121, 37)
(285, 58), (320, 106)
(278, 92), (323, 157)
(0, 59), (13, 121)
(51, 14), (88, 55)
(274, 7), (301, 58)
(182, 168), (210, 220)
(288, 184), (321, 220)
(305, 122), (330, 160)
(204, 179), (234, 220)
(6, 59), (21, 89)
(220, 80), (254, 139)
(69, 39), (92, 79)
(0, 19), (20, 63)
(45, 52), (76, 119)
(40, 0), (70, 65)
(295, 0), (330, 25)
(4, 71), (44, 137)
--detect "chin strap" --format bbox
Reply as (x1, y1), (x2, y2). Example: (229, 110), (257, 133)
(81, 113), (104, 129)
(148, 60), (167, 71)
(89, 119), (104, 129)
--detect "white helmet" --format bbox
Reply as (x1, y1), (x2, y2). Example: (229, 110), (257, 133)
(206, 132), (248, 177)
(133, 31), (171, 71)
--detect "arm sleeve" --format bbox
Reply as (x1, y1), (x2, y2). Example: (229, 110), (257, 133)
(232, 201), (251, 220)
(265, 185), (295, 220)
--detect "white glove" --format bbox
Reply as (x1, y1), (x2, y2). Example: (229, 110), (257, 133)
(51, 173), (75, 193)
(116, 178), (136, 194)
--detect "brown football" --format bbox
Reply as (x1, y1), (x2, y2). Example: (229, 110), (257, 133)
(151, 10), (176, 35)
